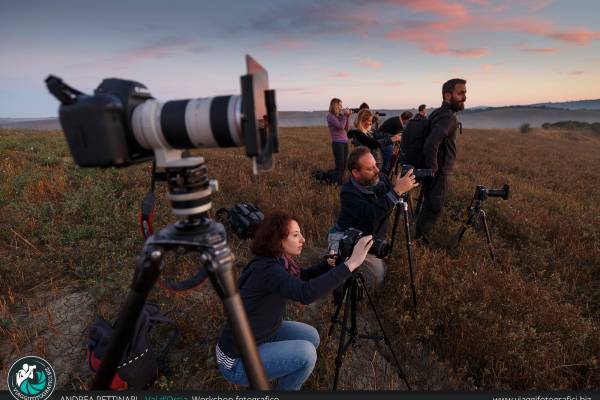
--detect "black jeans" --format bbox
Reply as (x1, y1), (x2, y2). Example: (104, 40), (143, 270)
(415, 173), (448, 241)
(332, 142), (348, 185)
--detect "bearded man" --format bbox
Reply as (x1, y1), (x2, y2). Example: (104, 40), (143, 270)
(415, 78), (467, 245)
(328, 146), (418, 288)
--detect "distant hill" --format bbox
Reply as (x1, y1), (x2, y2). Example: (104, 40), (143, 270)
(528, 99), (600, 110)
(3, 102), (600, 131)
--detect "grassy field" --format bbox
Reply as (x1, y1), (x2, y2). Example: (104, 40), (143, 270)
(1, 125), (599, 390)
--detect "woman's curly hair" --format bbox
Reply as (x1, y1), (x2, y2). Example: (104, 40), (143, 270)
(250, 210), (300, 257)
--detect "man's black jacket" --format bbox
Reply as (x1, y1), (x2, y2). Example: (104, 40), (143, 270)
(335, 174), (401, 237)
(423, 101), (459, 174)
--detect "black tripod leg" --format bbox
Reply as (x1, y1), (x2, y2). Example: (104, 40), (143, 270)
(208, 256), (270, 390)
(93, 246), (162, 389)
(332, 283), (353, 390)
(358, 275), (412, 390)
(402, 204), (418, 314)
(328, 279), (351, 336)
(478, 210), (496, 262)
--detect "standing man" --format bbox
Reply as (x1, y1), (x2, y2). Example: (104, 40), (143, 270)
(415, 78), (467, 245)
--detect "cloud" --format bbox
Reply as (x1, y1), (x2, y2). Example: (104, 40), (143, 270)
(450, 47), (489, 57)
(547, 30), (600, 45)
(569, 70), (584, 75)
(262, 39), (311, 53)
(359, 58), (383, 68)
(332, 71), (352, 78)
(385, 0), (470, 18)
(517, 44), (557, 53)
(119, 37), (209, 65)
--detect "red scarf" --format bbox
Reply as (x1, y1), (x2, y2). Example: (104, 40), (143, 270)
(281, 254), (300, 277)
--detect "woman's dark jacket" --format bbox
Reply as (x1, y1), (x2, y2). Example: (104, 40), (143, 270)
(217, 256), (351, 358)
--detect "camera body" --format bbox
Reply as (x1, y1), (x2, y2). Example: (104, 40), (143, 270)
(401, 164), (434, 179)
(475, 184), (510, 201)
(338, 228), (390, 260)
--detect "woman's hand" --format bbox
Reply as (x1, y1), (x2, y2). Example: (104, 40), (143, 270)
(345, 235), (374, 272)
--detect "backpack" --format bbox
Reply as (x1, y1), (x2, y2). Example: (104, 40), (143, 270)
(216, 202), (264, 240)
(399, 108), (452, 168)
(311, 169), (335, 185)
(86, 304), (179, 390)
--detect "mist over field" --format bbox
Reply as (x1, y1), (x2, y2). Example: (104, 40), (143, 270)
(3, 103), (600, 131)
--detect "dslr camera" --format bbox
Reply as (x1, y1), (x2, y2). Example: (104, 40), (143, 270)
(337, 228), (391, 260)
(401, 164), (434, 179)
(475, 184), (510, 201)
(45, 55), (277, 174)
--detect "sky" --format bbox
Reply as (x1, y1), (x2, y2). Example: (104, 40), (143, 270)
(1, 0), (599, 117)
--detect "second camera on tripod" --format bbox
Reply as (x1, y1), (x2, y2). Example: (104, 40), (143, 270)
(337, 228), (390, 260)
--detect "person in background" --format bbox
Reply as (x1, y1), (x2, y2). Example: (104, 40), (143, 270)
(326, 98), (351, 185)
(377, 111), (413, 174)
(348, 110), (400, 170)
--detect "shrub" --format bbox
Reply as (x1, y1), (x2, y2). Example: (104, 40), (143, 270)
(520, 123), (531, 134)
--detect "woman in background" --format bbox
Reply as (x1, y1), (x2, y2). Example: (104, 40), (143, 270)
(347, 109), (400, 170)
(326, 98), (351, 185)
(216, 210), (372, 390)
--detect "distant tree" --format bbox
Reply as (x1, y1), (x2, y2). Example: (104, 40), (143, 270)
(520, 123), (531, 134)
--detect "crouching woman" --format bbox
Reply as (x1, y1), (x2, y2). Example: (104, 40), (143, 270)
(216, 210), (372, 390)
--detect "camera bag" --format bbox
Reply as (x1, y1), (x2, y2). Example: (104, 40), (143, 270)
(86, 303), (179, 390)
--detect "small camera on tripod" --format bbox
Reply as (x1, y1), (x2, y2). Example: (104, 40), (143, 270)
(337, 228), (391, 259)
(401, 164), (434, 179)
(475, 184), (510, 201)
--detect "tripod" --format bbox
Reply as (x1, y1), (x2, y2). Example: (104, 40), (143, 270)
(328, 273), (411, 390)
(92, 158), (269, 390)
(453, 186), (502, 262)
(388, 195), (418, 313)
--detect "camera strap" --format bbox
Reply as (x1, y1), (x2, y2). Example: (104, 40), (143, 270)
(139, 160), (157, 240)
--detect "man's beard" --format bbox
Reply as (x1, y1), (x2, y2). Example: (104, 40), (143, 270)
(359, 174), (380, 187)
(450, 99), (465, 112)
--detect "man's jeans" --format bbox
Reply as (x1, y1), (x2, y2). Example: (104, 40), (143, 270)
(328, 232), (387, 289)
(218, 321), (319, 390)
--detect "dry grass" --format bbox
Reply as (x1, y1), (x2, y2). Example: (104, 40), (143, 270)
(1, 126), (599, 390)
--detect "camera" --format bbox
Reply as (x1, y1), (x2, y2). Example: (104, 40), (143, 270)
(337, 228), (391, 260)
(401, 164), (434, 179)
(45, 55), (278, 174)
(351, 108), (386, 117)
(216, 202), (264, 240)
(475, 184), (510, 201)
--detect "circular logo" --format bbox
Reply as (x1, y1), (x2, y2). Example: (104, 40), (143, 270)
(7, 356), (56, 400)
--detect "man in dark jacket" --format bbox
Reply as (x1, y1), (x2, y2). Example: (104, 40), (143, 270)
(329, 146), (418, 288)
(415, 78), (467, 244)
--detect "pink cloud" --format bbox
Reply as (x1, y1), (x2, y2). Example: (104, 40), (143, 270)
(450, 47), (489, 57)
(386, 0), (470, 18)
(517, 45), (557, 53)
(547, 30), (600, 45)
(359, 58), (383, 68)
